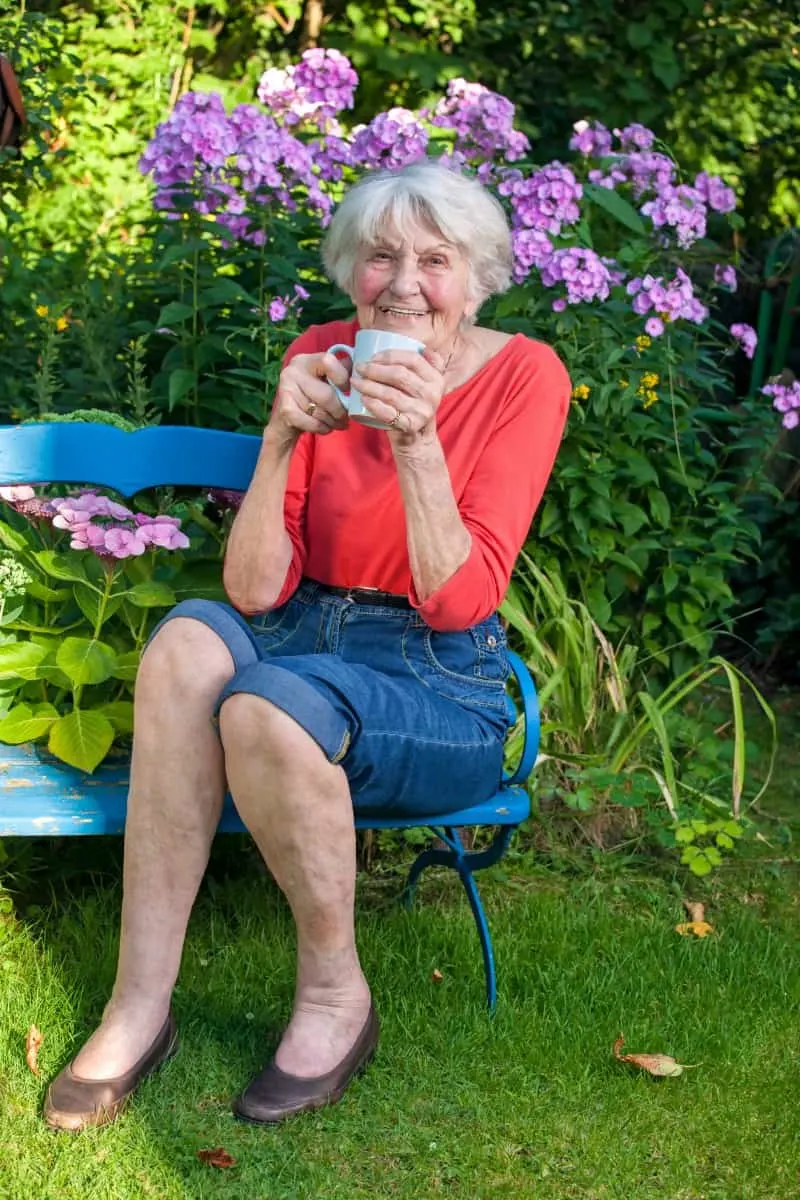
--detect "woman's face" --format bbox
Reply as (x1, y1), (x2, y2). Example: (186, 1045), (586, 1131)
(349, 221), (475, 354)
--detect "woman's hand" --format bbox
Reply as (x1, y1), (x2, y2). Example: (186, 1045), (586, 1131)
(352, 348), (447, 444)
(267, 352), (351, 441)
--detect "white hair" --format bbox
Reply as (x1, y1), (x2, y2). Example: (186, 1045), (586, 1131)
(321, 160), (513, 310)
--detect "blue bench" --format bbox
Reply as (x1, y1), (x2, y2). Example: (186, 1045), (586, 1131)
(0, 422), (539, 1009)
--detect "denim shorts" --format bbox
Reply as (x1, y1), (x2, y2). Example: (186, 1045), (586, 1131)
(148, 579), (511, 818)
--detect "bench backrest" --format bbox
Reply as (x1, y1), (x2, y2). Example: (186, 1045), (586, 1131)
(0, 422), (261, 494)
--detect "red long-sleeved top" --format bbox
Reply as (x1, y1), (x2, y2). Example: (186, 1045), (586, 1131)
(273, 319), (570, 631)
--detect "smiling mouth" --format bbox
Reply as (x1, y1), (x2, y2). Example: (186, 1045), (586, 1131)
(380, 306), (429, 317)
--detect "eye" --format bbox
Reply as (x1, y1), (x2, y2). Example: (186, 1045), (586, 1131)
(371, 250), (393, 262)
(426, 255), (448, 268)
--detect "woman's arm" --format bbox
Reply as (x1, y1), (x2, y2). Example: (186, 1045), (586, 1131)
(222, 426), (299, 614)
(391, 436), (472, 602)
(223, 347), (350, 614)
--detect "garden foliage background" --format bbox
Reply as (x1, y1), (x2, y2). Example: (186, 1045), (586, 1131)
(0, 0), (798, 869)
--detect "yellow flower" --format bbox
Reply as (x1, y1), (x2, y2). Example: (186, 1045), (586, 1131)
(640, 372), (660, 389)
(635, 334), (651, 351)
(643, 389), (659, 409)
(35, 305), (49, 318)
(55, 316), (69, 332)
(571, 384), (591, 400)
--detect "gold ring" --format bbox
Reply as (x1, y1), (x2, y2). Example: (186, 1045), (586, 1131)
(389, 409), (403, 430)
(307, 401), (317, 417)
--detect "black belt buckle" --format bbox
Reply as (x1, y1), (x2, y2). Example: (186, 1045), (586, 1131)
(345, 585), (408, 609)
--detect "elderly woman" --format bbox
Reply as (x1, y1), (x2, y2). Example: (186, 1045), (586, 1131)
(44, 160), (570, 1131)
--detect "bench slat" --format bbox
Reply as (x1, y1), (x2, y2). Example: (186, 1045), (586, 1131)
(0, 742), (530, 837)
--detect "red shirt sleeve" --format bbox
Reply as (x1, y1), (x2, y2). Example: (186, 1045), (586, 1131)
(409, 343), (570, 631)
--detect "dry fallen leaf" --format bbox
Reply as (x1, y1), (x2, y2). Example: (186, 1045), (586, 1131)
(25, 1024), (43, 1076)
(431, 969), (444, 983)
(197, 1147), (236, 1169)
(675, 921), (714, 938)
(613, 1034), (696, 1078)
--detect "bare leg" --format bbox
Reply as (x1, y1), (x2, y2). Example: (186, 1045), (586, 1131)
(219, 694), (371, 1078)
(71, 618), (234, 1079)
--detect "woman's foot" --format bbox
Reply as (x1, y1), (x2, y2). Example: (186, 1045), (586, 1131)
(43, 1012), (178, 1132)
(233, 1002), (378, 1125)
(70, 1002), (172, 1080)
(274, 978), (372, 1077)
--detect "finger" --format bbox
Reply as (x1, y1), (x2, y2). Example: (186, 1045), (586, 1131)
(319, 350), (352, 389)
(354, 363), (427, 399)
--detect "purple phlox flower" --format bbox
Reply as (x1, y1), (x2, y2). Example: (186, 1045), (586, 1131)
(498, 162), (583, 237)
(626, 268), (709, 328)
(762, 378), (800, 430)
(714, 264), (737, 292)
(645, 316), (665, 337)
(539, 247), (613, 308)
(257, 49), (358, 129)
(590, 149), (676, 197)
(430, 79), (530, 163)
(139, 92), (237, 210)
(569, 120), (613, 157)
(269, 297), (289, 321)
(510, 229), (554, 283)
(294, 283), (310, 301)
(350, 109), (429, 170)
(730, 322), (758, 359)
(614, 123), (656, 152)
(641, 183), (707, 249)
(694, 171), (736, 214)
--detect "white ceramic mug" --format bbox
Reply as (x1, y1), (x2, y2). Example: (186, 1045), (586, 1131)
(328, 329), (425, 429)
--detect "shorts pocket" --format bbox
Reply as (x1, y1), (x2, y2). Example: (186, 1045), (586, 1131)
(402, 616), (509, 715)
(249, 595), (309, 653)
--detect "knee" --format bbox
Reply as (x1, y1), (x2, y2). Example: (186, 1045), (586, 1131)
(218, 693), (300, 763)
(137, 610), (235, 700)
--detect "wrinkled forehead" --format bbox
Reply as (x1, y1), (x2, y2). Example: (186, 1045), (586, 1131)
(366, 215), (459, 255)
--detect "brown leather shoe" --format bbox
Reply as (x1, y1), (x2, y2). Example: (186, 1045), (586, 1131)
(43, 1013), (179, 1132)
(233, 1006), (379, 1125)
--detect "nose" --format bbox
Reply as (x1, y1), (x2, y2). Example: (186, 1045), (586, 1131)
(390, 253), (422, 298)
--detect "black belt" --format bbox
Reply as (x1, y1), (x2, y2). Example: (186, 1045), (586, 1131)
(310, 580), (411, 609)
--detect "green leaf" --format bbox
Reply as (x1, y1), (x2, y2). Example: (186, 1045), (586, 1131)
(689, 854), (713, 877)
(47, 709), (115, 772)
(55, 638), (117, 686)
(196, 281), (248, 308)
(0, 641), (48, 681)
(34, 551), (89, 583)
(74, 583), (123, 627)
(663, 566), (679, 595)
(0, 702), (59, 743)
(0, 519), (29, 553)
(111, 650), (141, 682)
(125, 581), (177, 608)
(168, 368), (197, 410)
(156, 301), (195, 326)
(101, 700), (134, 734)
(24, 578), (70, 603)
(649, 491), (671, 527)
(583, 183), (646, 235)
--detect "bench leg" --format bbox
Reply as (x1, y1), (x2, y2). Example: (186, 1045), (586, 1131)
(401, 825), (518, 1011)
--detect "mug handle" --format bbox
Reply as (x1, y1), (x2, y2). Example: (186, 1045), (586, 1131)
(326, 343), (354, 407)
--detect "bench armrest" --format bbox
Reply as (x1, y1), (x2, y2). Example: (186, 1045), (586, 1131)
(503, 649), (540, 786)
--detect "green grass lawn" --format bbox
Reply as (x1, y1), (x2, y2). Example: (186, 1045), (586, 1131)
(1, 831), (798, 1200)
